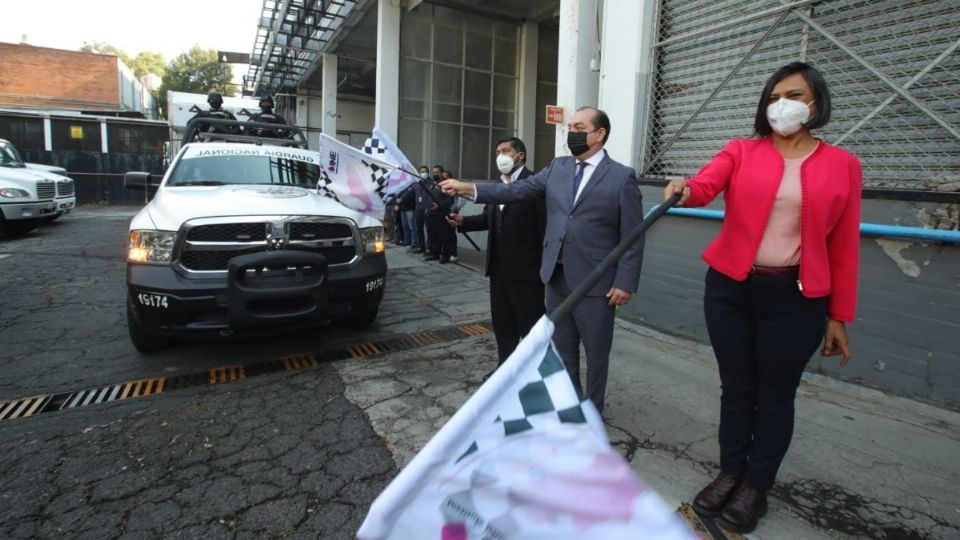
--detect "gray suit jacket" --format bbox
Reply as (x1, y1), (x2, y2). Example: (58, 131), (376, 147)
(475, 151), (645, 297)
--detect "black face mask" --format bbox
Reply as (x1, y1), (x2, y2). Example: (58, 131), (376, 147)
(567, 130), (594, 156)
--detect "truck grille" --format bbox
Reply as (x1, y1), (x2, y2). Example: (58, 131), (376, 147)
(180, 246), (357, 270)
(36, 182), (55, 201)
(56, 181), (74, 197)
(187, 223), (267, 242)
(290, 222), (353, 240)
(178, 218), (358, 273)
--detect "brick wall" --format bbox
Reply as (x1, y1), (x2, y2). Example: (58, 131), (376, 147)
(0, 43), (119, 110)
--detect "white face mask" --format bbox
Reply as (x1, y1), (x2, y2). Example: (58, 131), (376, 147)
(496, 154), (516, 175)
(766, 98), (814, 137)
(419, 171), (429, 179)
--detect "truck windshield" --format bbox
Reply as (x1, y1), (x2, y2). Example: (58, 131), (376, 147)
(168, 155), (320, 188)
(0, 141), (27, 168)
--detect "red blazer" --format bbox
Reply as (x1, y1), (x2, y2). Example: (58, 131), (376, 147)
(686, 137), (862, 322)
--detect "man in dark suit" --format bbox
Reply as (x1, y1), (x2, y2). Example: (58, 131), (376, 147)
(424, 165), (455, 262)
(447, 137), (546, 372)
(440, 107), (644, 414)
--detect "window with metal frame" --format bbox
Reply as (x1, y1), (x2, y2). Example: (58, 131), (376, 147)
(398, 4), (520, 180)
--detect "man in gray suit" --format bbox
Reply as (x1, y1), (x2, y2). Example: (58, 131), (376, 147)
(440, 106), (644, 414)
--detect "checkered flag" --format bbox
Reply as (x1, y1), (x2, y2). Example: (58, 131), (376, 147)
(361, 127), (419, 196)
(359, 317), (695, 540)
(454, 345), (586, 467)
(362, 137), (389, 157)
(316, 133), (398, 219)
(316, 169), (343, 204)
(363, 159), (391, 199)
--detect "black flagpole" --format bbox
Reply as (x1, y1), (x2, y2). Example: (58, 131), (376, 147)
(548, 193), (681, 324)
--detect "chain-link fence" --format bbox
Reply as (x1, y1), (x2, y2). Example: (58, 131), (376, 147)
(641, 0), (960, 191)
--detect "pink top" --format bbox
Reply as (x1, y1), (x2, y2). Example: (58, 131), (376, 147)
(754, 144), (818, 267)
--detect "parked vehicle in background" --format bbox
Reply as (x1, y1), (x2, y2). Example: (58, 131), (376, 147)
(0, 138), (58, 236)
(24, 162), (76, 221)
(124, 119), (387, 352)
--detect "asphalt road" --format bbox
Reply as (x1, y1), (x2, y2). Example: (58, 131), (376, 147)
(2, 207), (958, 540)
(0, 207), (487, 539)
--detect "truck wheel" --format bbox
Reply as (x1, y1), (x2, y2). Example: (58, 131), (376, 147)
(127, 301), (175, 353)
(348, 307), (379, 329)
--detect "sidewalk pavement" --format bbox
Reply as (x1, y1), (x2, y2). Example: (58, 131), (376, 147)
(370, 243), (960, 539)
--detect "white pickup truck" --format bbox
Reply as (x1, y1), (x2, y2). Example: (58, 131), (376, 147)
(124, 119), (387, 352)
(0, 138), (75, 236)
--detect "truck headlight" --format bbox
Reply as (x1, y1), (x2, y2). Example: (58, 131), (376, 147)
(128, 230), (176, 264)
(0, 188), (30, 198)
(359, 226), (385, 255)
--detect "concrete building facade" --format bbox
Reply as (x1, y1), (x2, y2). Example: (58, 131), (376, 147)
(246, 0), (960, 408)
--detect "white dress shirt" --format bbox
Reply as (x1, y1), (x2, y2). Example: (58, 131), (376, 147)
(499, 166), (523, 211)
(573, 149), (607, 203)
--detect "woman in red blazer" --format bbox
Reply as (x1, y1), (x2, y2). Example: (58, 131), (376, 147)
(664, 62), (862, 533)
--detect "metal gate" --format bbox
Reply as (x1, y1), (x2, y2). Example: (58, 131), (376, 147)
(641, 0), (960, 190)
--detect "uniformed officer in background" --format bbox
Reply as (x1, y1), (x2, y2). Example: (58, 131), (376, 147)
(247, 95), (289, 138)
(189, 92), (238, 137)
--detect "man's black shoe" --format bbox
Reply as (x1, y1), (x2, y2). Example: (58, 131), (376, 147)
(439, 257), (450, 264)
(424, 254), (439, 261)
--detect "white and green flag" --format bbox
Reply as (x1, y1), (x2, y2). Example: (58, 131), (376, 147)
(357, 316), (695, 540)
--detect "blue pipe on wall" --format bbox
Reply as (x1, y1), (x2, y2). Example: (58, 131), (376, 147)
(645, 206), (960, 245)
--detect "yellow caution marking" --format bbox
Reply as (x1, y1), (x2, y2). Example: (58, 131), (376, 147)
(141, 378), (164, 396)
(209, 365), (246, 384)
(22, 396), (46, 418)
(8, 400), (30, 419)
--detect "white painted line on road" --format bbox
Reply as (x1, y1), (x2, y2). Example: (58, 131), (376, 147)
(0, 254), (10, 261)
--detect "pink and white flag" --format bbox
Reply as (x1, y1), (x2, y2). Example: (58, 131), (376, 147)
(357, 316), (695, 540)
(316, 133), (396, 219)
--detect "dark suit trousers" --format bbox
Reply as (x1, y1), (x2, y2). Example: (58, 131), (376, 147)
(425, 212), (441, 256)
(545, 265), (616, 414)
(413, 211), (426, 249)
(490, 274), (545, 364)
(704, 267), (827, 490)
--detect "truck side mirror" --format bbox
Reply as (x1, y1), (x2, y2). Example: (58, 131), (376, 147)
(124, 171), (159, 192)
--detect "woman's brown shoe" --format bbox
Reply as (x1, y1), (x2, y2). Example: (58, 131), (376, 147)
(691, 473), (740, 518)
(718, 484), (768, 534)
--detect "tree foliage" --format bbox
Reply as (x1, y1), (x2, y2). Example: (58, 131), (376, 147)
(76, 43), (236, 118)
(80, 41), (131, 66)
(79, 42), (166, 78)
(159, 46), (235, 101)
(129, 51), (167, 78)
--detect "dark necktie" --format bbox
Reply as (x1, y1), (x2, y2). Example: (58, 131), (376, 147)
(572, 161), (587, 201)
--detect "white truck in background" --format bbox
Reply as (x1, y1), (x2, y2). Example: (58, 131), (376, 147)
(24, 162), (76, 221)
(0, 138), (75, 236)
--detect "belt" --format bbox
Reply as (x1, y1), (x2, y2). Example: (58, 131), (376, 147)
(750, 265), (799, 276)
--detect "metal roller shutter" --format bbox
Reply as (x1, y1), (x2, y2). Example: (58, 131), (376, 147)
(642, 0), (960, 189)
